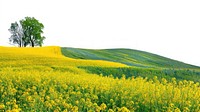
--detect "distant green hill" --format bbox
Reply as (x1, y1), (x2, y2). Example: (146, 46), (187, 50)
(61, 47), (199, 69)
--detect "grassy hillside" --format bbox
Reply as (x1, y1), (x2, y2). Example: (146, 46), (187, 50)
(61, 47), (199, 68)
(0, 46), (200, 111)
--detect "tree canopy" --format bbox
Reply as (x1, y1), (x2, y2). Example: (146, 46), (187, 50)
(8, 17), (45, 47)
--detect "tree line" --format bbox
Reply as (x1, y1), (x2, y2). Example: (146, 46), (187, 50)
(9, 17), (45, 47)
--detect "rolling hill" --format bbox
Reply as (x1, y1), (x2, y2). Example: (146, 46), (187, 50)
(0, 46), (200, 111)
(61, 47), (199, 69)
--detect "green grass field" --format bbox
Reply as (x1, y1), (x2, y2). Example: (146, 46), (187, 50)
(62, 47), (200, 82)
(61, 47), (199, 69)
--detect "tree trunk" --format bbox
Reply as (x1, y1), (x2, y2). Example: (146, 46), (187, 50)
(24, 42), (27, 47)
(31, 40), (34, 47)
(19, 41), (21, 47)
(30, 35), (34, 47)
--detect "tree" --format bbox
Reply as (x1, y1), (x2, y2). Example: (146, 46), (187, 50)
(20, 17), (45, 47)
(8, 17), (45, 47)
(8, 22), (24, 47)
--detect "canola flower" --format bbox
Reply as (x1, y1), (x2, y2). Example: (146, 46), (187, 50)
(0, 46), (200, 111)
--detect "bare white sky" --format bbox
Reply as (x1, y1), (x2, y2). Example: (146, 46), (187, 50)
(0, 0), (200, 66)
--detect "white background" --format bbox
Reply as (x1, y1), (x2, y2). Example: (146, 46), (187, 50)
(0, 0), (200, 66)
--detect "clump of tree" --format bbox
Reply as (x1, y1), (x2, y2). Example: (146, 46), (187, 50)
(8, 17), (45, 47)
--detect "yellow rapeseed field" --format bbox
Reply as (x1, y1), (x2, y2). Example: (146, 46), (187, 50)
(0, 46), (199, 112)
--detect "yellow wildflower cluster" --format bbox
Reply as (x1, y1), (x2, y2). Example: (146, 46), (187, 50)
(0, 46), (200, 111)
